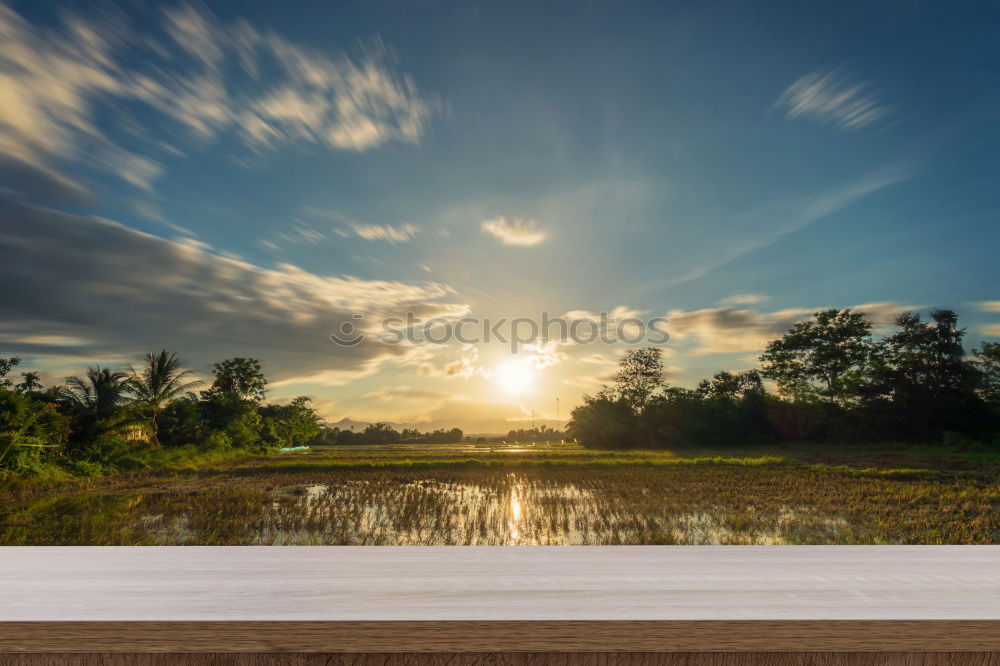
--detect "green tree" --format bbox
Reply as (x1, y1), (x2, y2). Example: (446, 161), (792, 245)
(612, 347), (665, 411)
(202, 398), (262, 448)
(760, 309), (873, 406)
(203, 358), (267, 403)
(198, 358), (267, 449)
(261, 397), (321, 448)
(126, 350), (202, 445)
(63, 366), (132, 447)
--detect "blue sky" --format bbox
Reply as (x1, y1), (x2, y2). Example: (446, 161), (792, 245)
(1, 0), (998, 431)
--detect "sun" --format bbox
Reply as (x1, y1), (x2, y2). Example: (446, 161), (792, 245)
(494, 357), (537, 396)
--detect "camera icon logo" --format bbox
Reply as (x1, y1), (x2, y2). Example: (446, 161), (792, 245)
(329, 313), (365, 347)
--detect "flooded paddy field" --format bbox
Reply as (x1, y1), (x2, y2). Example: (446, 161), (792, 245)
(2, 443), (997, 544)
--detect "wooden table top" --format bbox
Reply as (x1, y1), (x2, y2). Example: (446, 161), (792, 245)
(1, 546), (998, 652)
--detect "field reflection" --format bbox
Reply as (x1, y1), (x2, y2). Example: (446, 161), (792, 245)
(3, 446), (997, 545)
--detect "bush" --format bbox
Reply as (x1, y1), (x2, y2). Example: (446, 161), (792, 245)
(203, 430), (233, 450)
(0, 388), (70, 469)
(76, 434), (149, 472)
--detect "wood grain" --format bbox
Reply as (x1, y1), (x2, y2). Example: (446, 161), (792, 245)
(2, 654), (1000, 665)
(2, 547), (999, 654)
(1, 622), (1000, 653)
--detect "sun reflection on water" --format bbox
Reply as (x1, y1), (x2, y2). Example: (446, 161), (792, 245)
(508, 485), (522, 543)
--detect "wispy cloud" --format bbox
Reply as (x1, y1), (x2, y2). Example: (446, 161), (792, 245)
(0, 3), (440, 197)
(416, 346), (480, 379)
(718, 293), (768, 307)
(364, 387), (452, 402)
(776, 70), (890, 131)
(302, 207), (419, 243)
(481, 217), (548, 247)
(562, 306), (645, 322)
(351, 222), (419, 243)
(975, 301), (1000, 313)
(270, 221), (326, 246)
(417, 358), (477, 379)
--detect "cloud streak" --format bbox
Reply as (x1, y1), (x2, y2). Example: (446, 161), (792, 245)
(364, 387), (452, 402)
(351, 222), (419, 243)
(776, 70), (890, 131)
(0, 2), (439, 196)
(480, 217), (548, 247)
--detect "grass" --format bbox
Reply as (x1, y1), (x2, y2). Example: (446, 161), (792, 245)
(233, 454), (792, 474)
(1, 441), (997, 545)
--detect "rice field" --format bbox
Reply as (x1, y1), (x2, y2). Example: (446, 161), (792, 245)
(1, 442), (998, 545)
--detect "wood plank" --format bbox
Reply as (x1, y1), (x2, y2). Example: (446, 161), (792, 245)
(1, 547), (998, 652)
(2, 547), (998, 621)
(2, 654), (1000, 665)
(2, 621), (1000, 653)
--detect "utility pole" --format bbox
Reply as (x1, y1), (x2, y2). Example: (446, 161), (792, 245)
(531, 409), (536, 430)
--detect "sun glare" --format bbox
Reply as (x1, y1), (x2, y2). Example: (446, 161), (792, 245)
(494, 357), (537, 396)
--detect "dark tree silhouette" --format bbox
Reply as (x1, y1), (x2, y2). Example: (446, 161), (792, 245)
(975, 342), (1000, 407)
(613, 347), (665, 411)
(0, 356), (21, 387)
(567, 393), (641, 449)
(870, 310), (987, 437)
(760, 309), (872, 407)
(570, 310), (998, 449)
(16, 371), (42, 394)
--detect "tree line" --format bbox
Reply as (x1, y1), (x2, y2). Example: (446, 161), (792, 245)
(568, 309), (1000, 449)
(5, 306), (998, 475)
(504, 426), (562, 442)
(312, 423), (464, 446)
(0, 352), (327, 475)
(0, 350), (472, 477)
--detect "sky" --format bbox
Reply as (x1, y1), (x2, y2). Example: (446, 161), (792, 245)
(1, 0), (998, 432)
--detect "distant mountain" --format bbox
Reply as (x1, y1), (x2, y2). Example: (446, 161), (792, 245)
(324, 417), (409, 432)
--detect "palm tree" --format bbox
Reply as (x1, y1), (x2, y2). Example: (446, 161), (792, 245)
(126, 350), (202, 444)
(65, 367), (129, 419)
(64, 366), (131, 443)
